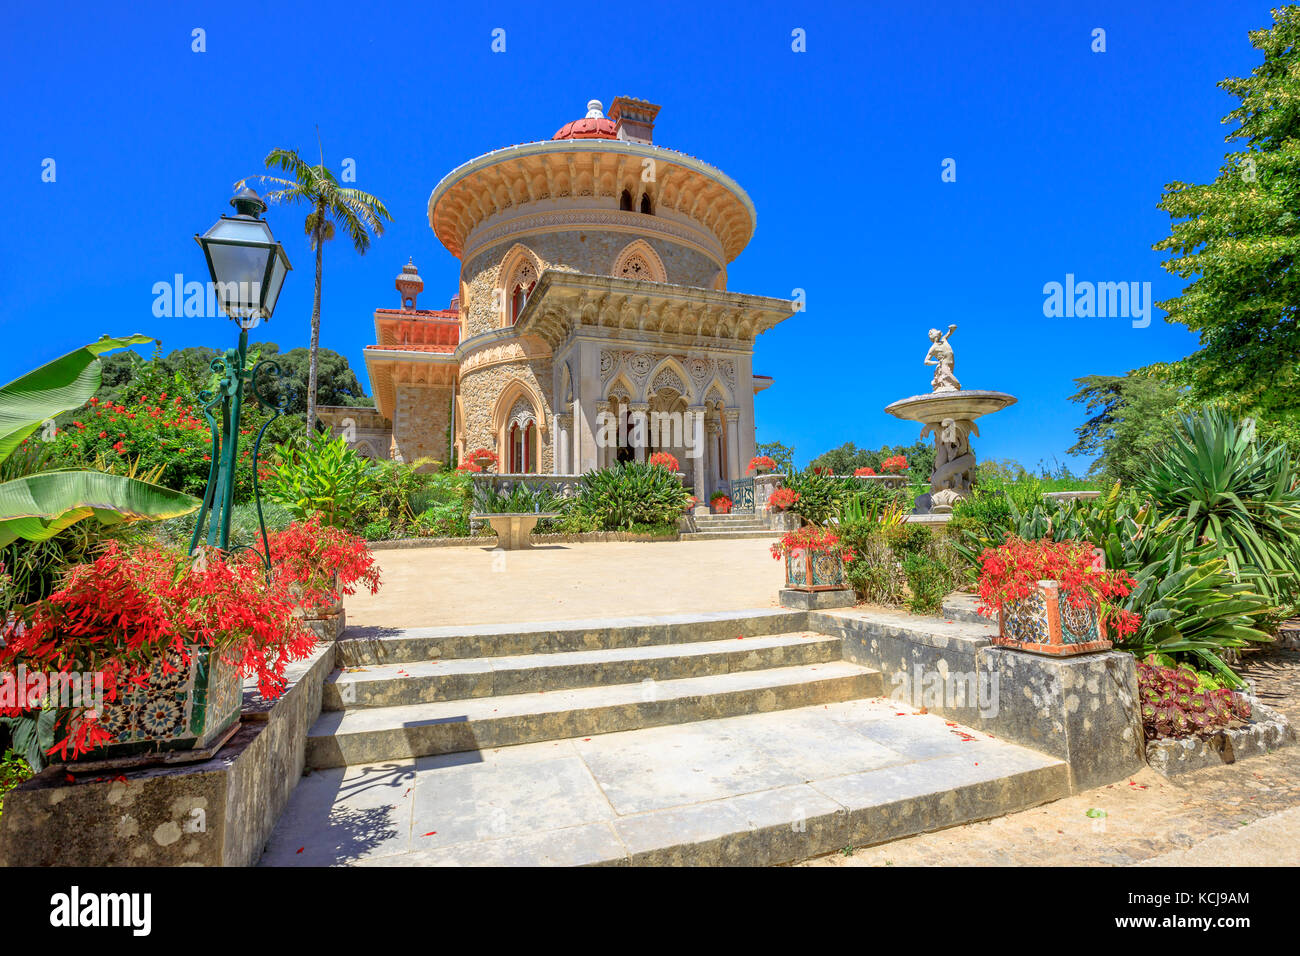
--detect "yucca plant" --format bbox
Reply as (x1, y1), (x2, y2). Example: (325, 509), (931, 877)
(1134, 408), (1300, 612)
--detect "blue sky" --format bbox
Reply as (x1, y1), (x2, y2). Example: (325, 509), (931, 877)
(0, 1), (1270, 470)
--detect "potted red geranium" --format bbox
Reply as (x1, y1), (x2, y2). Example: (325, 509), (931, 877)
(264, 515), (382, 640)
(770, 525), (853, 591)
(853, 467), (876, 477)
(0, 542), (319, 766)
(709, 491), (733, 514)
(748, 455), (777, 475)
(648, 451), (680, 471)
(977, 537), (1139, 656)
(465, 448), (497, 472)
(767, 487), (799, 512)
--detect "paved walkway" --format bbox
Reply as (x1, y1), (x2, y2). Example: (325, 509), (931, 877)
(347, 538), (785, 629)
(803, 647), (1300, 867)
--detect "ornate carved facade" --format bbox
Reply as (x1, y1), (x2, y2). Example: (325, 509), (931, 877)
(323, 96), (794, 501)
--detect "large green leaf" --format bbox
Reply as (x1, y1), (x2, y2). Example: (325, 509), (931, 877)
(0, 470), (198, 547)
(0, 334), (155, 464)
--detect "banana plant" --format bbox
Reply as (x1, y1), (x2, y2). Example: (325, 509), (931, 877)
(0, 336), (200, 547)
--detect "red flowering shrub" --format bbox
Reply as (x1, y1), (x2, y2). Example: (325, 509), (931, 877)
(648, 452), (680, 471)
(854, 467), (877, 477)
(0, 542), (318, 761)
(767, 488), (800, 512)
(456, 461), (482, 473)
(976, 537), (1140, 638)
(1137, 657), (1251, 739)
(769, 525), (854, 564)
(748, 455), (777, 473)
(709, 493), (732, 513)
(40, 392), (288, 502)
(880, 455), (909, 474)
(263, 516), (382, 610)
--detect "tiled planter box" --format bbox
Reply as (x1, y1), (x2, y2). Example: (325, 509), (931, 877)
(992, 580), (1113, 656)
(784, 548), (847, 592)
(79, 644), (243, 763)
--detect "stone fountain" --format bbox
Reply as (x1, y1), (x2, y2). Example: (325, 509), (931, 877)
(883, 324), (1016, 516)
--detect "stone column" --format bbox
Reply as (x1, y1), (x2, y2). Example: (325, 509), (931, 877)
(724, 409), (742, 485)
(595, 401), (612, 469)
(688, 405), (707, 503)
(629, 402), (650, 464)
(554, 413), (571, 475)
(705, 419), (721, 498)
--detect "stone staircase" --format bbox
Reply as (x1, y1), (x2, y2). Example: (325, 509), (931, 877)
(680, 512), (777, 540)
(306, 610), (871, 767)
(269, 610), (1070, 866)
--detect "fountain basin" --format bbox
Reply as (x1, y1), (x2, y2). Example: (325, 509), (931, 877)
(884, 389), (1017, 424)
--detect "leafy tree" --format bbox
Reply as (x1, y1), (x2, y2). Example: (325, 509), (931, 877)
(1068, 371), (1186, 482)
(93, 343), (370, 420)
(1153, 6), (1300, 421)
(809, 440), (934, 480)
(238, 141), (391, 432)
(754, 440), (795, 474)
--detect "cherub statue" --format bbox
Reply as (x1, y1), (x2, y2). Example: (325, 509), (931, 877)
(924, 324), (960, 392)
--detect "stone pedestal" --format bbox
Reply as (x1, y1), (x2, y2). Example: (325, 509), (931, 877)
(474, 513), (557, 549)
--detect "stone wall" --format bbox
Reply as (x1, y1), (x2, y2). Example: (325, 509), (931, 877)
(0, 643), (335, 867)
(459, 359), (554, 473)
(461, 230), (719, 339)
(393, 384), (453, 467)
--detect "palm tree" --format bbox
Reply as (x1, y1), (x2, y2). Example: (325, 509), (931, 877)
(237, 140), (391, 432)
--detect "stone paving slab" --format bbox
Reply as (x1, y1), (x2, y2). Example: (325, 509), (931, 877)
(263, 698), (1067, 866)
(345, 538), (787, 630)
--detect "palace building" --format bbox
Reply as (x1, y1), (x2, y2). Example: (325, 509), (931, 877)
(322, 96), (796, 504)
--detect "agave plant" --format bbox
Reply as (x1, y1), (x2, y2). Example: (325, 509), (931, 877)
(0, 336), (199, 548)
(1134, 408), (1300, 611)
(574, 462), (691, 530)
(950, 483), (1274, 685)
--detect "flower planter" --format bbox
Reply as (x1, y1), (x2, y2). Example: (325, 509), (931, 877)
(992, 580), (1113, 656)
(291, 573), (346, 640)
(784, 547), (847, 591)
(79, 644), (243, 764)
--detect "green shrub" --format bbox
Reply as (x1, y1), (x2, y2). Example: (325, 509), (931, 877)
(266, 431), (377, 528)
(0, 750), (33, 817)
(845, 535), (906, 606)
(573, 463), (691, 531)
(884, 523), (933, 557)
(902, 552), (951, 615)
(362, 518), (392, 540)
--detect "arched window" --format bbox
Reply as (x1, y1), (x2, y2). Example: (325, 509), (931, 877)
(506, 395), (539, 473)
(639, 193), (653, 215)
(503, 257), (537, 325)
(620, 189), (633, 211)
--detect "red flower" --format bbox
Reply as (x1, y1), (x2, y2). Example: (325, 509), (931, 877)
(648, 452), (679, 471)
(854, 467), (876, 477)
(880, 455), (909, 473)
(748, 455), (777, 473)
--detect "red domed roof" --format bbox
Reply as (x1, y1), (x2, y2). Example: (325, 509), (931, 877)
(552, 117), (618, 140)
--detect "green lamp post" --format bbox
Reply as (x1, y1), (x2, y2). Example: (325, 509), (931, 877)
(189, 188), (293, 562)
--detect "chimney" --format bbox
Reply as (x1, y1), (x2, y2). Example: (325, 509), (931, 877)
(609, 97), (661, 145)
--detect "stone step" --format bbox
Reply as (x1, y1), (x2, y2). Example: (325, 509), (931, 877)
(324, 632), (842, 711)
(681, 530), (780, 541)
(335, 608), (807, 667)
(265, 699), (1069, 867)
(305, 661), (882, 769)
(939, 592), (988, 626)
